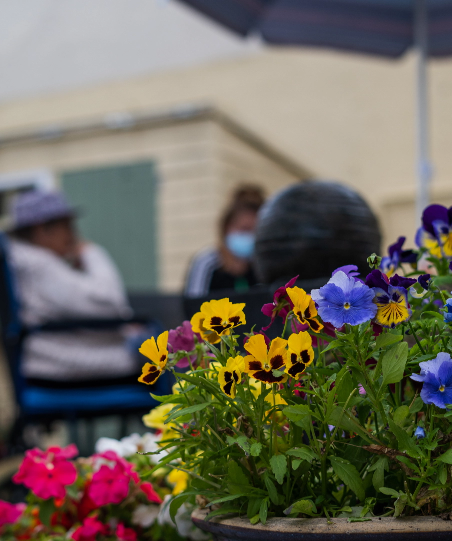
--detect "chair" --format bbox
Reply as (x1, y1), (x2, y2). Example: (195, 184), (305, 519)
(0, 233), (170, 452)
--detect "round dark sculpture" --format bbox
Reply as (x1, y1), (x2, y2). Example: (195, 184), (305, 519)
(254, 181), (381, 285)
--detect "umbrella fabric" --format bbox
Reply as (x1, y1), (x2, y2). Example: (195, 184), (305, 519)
(178, 0), (452, 57)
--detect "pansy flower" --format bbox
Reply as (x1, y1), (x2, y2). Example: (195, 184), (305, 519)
(138, 331), (169, 385)
(285, 331), (314, 379)
(416, 204), (452, 258)
(443, 298), (452, 324)
(244, 334), (288, 384)
(194, 298), (246, 339)
(261, 275), (298, 331)
(410, 352), (452, 409)
(311, 271), (377, 328)
(190, 312), (221, 344)
(380, 236), (417, 277)
(286, 287), (323, 333)
(218, 356), (245, 398)
(366, 270), (412, 329)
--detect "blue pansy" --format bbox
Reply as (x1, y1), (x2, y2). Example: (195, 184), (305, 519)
(410, 353), (452, 409)
(311, 271), (377, 328)
(444, 298), (452, 324)
(414, 426), (425, 439)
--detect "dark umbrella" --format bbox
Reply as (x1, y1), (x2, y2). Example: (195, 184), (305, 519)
(177, 0), (452, 220)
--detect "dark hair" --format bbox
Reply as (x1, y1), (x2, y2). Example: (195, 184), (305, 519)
(219, 185), (266, 239)
(9, 217), (73, 243)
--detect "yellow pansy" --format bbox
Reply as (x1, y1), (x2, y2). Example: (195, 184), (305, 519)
(244, 334), (288, 384)
(138, 331), (169, 385)
(217, 356), (245, 398)
(285, 331), (314, 379)
(196, 298), (246, 338)
(142, 403), (175, 438)
(168, 468), (190, 495)
(191, 311), (222, 344)
(286, 287), (323, 333)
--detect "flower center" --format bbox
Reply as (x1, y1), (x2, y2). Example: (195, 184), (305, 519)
(264, 363), (270, 370)
(439, 384), (445, 392)
(343, 302), (351, 310)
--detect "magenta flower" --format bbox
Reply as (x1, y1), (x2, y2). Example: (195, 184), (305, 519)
(117, 522), (138, 541)
(140, 481), (162, 504)
(89, 463), (130, 506)
(261, 275), (299, 331)
(167, 321), (199, 368)
(0, 500), (24, 527)
(13, 445), (77, 500)
(71, 516), (107, 541)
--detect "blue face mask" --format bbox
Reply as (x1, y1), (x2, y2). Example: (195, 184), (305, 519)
(225, 232), (255, 259)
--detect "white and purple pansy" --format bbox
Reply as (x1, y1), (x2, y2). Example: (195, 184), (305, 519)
(410, 352), (452, 409)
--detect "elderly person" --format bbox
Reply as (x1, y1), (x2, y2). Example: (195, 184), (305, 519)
(7, 190), (141, 387)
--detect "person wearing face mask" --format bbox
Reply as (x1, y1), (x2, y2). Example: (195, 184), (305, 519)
(184, 185), (265, 298)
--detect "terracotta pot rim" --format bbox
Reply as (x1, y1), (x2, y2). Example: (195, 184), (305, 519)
(192, 507), (452, 540)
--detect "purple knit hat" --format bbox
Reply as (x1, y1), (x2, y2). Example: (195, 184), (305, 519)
(10, 190), (77, 230)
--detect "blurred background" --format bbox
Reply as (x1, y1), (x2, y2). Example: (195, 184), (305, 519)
(1, 0), (452, 452)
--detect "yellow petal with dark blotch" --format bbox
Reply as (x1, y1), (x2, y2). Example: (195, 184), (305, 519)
(286, 286), (308, 310)
(139, 337), (159, 364)
(288, 331), (312, 354)
(244, 355), (264, 373)
(190, 312), (204, 333)
(157, 330), (169, 353)
(268, 337), (288, 359)
(138, 363), (162, 385)
(218, 368), (236, 398)
(244, 334), (268, 364)
(307, 317), (323, 333)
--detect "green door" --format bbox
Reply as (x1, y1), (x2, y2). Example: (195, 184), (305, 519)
(61, 162), (158, 292)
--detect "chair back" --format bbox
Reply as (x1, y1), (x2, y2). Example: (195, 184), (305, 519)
(0, 233), (25, 402)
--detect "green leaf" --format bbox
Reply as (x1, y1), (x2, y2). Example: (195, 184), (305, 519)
(270, 454), (287, 485)
(439, 464), (448, 485)
(208, 493), (247, 506)
(286, 447), (316, 462)
(250, 442), (262, 457)
(387, 418), (420, 457)
(165, 402), (210, 423)
(322, 339), (343, 353)
(437, 448), (452, 464)
(250, 514), (260, 525)
(422, 311), (445, 321)
(283, 404), (317, 422)
(259, 497), (269, 525)
(335, 367), (355, 406)
(284, 499), (317, 516)
(226, 435), (250, 454)
(394, 495), (407, 517)
(39, 498), (56, 528)
(393, 405), (410, 426)
(204, 507), (241, 521)
(264, 474), (280, 506)
(169, 494), (190, 524)
(382, 342), (408, 386)
(330, 457), (365, 501)
(247, 498), (262, 519)
(368, 457), (388, 491)
(410, 396), (424, 414)
(379, 487), (400, 497)
(328, 406), (373, 442)
(375, 333), (403, 350)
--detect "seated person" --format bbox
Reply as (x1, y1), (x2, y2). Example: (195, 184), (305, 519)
(184, 185), (265, 297)
(7, 190), (156, 389)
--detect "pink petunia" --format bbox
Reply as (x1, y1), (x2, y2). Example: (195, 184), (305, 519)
(140, 482), (162, 504)
(0, 500), (24, 527)
(116, 522), (137, 541)
(71, 516), (107, 541)
(13, 445), (77, 500)
(88, 464), (130, 506)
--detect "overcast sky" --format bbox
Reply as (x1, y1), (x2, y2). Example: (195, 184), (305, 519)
(0, 0), (260, 103)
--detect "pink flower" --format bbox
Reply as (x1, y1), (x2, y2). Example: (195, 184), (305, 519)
(167, 321), (200, 368)
(358, 384), (367, 395)
(93, 451), (139, 483)
(116, 522), (137, 541)
(0, 500), (24, 527)
(71, 516), (107, 541)
(261, 276), (299, 331)
(140, 482), (162, 504)
(13, 445), (77, 500)
(88, 464), (130, 506)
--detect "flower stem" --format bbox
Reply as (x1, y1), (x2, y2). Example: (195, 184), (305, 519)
(408, 320), (425, 355)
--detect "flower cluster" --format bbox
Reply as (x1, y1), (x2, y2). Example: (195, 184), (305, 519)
(135, 202), (452, 524)
(0, 441), (191, 541)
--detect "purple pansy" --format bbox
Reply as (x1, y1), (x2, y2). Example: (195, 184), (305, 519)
(261, 275), (298, 331)
(416, 204), (452, 258)
(167, 321), (199, 368)
(418, 274), (431, 291)
(410, 352), (452, 409)
(311, 271), (377, 328)
(380, 237), (417, 276)
(414, 426), (425, 439)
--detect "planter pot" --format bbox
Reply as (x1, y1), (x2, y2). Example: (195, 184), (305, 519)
(192, 508), (452, 541)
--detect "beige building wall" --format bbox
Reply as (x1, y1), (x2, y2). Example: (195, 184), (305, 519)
(0, 111), (304, 292)
(1, 48), (452, 260)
